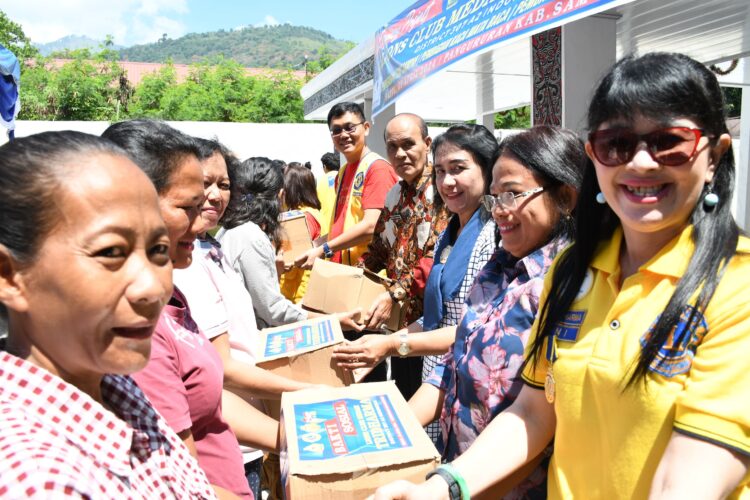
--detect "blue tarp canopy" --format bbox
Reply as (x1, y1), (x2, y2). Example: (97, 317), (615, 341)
(0, 44), (20, 140)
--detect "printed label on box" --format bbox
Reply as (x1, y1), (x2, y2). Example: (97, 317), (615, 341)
(263, 319), (336, 357)
(279, 210), (305, 221)
(293, 394), (412, 461)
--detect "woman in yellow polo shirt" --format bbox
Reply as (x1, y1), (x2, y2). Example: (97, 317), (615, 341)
(372, 52), (749, 499)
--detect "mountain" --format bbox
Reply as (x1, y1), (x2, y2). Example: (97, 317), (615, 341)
(35, 35), (124, 56)
(119, 24), (354, 69)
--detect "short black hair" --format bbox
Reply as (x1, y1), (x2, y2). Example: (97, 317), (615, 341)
(271, 159), (287, 172)
(320, 152), (340, 171)
(327, 101), (366, 127)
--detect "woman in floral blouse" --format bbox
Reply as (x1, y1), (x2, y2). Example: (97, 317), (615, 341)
(348, 126), (585, 498)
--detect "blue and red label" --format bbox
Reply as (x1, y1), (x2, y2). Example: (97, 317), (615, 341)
(263, 319), (336, 358)
(294, 395), (412, 461)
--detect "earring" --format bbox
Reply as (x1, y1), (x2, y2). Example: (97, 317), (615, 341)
(595, 192), (606, 205)
(704, 187), (719, 208)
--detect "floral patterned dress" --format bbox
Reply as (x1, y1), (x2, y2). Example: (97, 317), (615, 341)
(426, 237), (568, 498)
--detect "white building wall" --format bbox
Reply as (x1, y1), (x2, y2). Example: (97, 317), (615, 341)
(3, 121), (336, 180)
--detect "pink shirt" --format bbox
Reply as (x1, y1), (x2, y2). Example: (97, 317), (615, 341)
(174, 237), (264, 463)
(132, 288), (252, 499)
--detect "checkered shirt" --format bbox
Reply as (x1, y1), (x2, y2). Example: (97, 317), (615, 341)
(422, 217), (499, 442)
(0, 352), (216, 499)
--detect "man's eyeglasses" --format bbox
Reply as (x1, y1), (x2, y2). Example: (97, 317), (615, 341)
(588, 127), (710, 167)
(482, 187), (544, 211)
(330, 122), (364, 137)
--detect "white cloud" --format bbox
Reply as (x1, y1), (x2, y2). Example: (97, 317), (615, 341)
(2, 0), (189, 46)
(254, 14), (280, 27)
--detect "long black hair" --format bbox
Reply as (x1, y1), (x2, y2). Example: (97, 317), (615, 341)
(222, 156), (284, 247)
(528, 52), (740, 386)
(498, 126), (585, 242)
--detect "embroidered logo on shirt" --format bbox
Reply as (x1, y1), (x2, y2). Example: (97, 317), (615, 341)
(353, 172), (365, 196)
(640, 306), (708, 377)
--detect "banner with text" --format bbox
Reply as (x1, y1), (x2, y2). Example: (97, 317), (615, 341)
(373, 0), (631, 117)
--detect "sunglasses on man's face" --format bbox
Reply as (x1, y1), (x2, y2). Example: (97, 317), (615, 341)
(588, 127), (710, 167)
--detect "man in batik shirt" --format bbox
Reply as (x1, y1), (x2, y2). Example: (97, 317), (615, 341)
(360, 113), (449, 399)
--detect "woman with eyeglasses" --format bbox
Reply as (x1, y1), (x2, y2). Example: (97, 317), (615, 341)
(416, 124), (504, 445)
(373, 52), (750, 500)
(344, 126), (583, 499)
(336, 124), (500, 442)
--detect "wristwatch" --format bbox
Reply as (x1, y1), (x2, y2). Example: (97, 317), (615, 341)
(397, 331), (411, 357)
(322, 242), (334, 259)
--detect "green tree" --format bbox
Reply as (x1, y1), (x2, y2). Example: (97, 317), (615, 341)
(128, 61), (178, 118)
(495, 106), (531, 129)
(723, 87), (742, 117)
(19, 47), (129, 120)
(0, 9), (38, 62)
(128, 57), (304, 123)
(306, 42), (355, 77)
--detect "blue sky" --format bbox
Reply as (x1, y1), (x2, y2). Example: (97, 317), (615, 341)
(2, 0), (414, 46)
(183, 1), (413, 43)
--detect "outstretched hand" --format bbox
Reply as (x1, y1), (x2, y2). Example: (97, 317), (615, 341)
(367, 476), (450, 500)
(294, 245), (323, 270)
(332, 333), (396, 369)
(362, 291), (395, 331)
(335, 308), (365, 333)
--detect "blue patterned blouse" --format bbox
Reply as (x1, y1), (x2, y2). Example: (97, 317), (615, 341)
(425, 237), (568, 496)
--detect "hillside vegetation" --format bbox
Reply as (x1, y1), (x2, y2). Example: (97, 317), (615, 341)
(120, 24), (354, 68)
(35, 35), (124, 56)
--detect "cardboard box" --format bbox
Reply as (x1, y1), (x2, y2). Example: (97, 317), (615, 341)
(256, 315), (353, 419)
(302, 259), (403, 332)
(280, 210), (313, 266)
(279, 381), (440, 499)
(256, 315), (353, 388)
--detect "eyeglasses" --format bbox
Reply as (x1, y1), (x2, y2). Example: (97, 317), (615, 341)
(330, 122), (364, 137)
(482, 187), (544, 211)
(588, 127), (710, 167)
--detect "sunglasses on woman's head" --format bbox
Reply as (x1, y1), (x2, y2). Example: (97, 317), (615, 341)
(588, 127), (710, 167)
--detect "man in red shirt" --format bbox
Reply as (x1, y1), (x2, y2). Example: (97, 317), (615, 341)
(296, 102), (397, 268)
